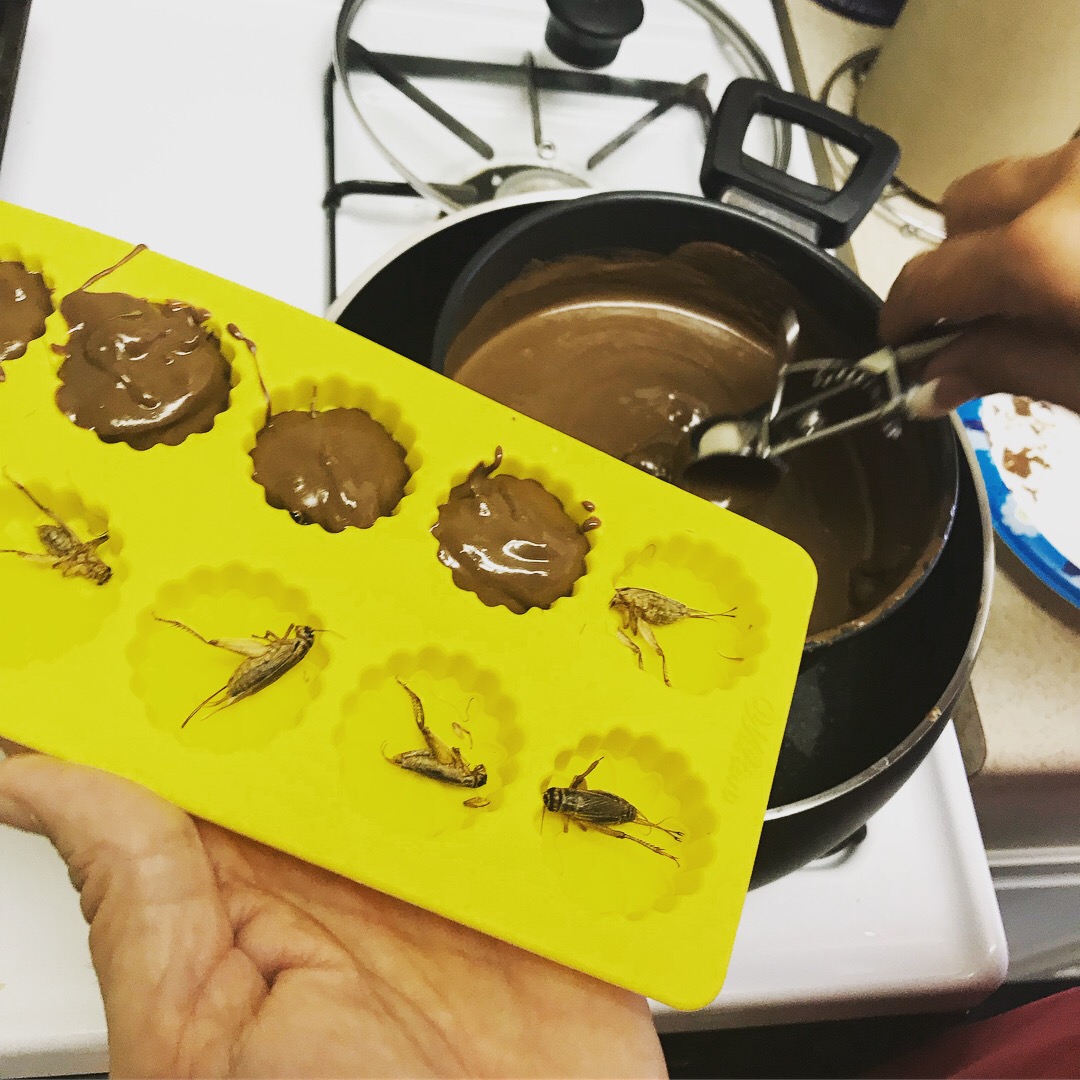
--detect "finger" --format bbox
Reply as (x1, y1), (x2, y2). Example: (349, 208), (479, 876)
(941, 141), (1080, 236)
(907, 322), (1080, 416)
(0, 755), (234, 1072)
(880, 233), (1016, 344)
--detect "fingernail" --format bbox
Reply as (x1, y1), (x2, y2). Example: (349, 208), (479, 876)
(0, 791), (43, 834)
(907, 378), (949, 419)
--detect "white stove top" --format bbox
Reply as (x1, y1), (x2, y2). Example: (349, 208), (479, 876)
(0, 2), (1005, 1076)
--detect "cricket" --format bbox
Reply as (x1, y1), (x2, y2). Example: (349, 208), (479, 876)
(385, 680), (487, 788)
(0, 473), (112, 585)
(154, 615), (319, 727)
(542, 757), (683, 864)
(610, 586), (738, 686)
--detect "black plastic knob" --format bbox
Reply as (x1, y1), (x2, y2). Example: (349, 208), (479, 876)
(544, 0), (645, 70)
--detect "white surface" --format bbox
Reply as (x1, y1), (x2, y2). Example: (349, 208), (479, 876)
(0, 1), (1004, 1076)
(0, 0), (342, 315)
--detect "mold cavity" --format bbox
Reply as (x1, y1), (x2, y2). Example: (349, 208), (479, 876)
(0, 475), (126, 667)
(54, 246), (236, 451)
(431, 446), (596, 614)
(244, 374), (417, 533)
(609, 535), (766, 693)
(337, 650), (522, 836)
(0, 258), (53, 381)
(538, 731), (714, 919)
(129, 566), (329, 753)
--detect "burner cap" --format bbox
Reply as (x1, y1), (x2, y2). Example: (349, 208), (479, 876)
(544, 0), (645, 69)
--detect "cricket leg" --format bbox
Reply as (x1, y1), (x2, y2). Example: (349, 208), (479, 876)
(638, 621), (670, 686)
(616, 628), (645, 671)
(396, 680), (456, 766)
(634, 813), (684, 842)
(570, 757), (603, 791)
(0, 548), (55, 563)
(5, 475), (71, 530)
(154, 615), (268, 658)
(592, 824), (680, 864)
(88, 533), (110, 550)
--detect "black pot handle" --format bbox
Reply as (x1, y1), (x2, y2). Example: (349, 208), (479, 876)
(700, 78), (899, 249)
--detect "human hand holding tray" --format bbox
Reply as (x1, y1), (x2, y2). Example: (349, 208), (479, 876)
(0, 201), (815, 1010)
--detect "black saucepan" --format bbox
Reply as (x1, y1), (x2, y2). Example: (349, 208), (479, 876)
(332, 82), (990, 885)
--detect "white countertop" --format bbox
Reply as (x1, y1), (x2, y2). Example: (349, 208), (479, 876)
(780, 0), (1080, 848)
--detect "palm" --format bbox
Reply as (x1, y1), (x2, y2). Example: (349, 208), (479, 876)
(0, 752), (664, 1079)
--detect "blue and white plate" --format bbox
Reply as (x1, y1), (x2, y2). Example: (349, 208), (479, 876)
(958, 395), (1080, 608)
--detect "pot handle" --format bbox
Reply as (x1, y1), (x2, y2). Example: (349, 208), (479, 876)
(700, 78), (899, 249)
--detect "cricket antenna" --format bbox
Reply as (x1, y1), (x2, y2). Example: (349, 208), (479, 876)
(78, 244), (148, 292)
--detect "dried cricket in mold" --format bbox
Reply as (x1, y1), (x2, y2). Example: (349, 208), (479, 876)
(154, 615), (318, 727)
(610, 586), (737, 687)
(0, 474), (111, 585)
(386, 680), (487, 789)
(542, 757), (683, 864)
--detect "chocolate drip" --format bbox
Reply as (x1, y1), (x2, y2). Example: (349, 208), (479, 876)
(432, 448), (590, 613)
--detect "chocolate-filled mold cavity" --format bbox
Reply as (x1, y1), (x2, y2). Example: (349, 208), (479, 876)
(246, 377), (418, 533)
(0, 477), (127, 668)
(610, 536), (766, 694)
(431, 447), (597, 615)
(0, 258), (53, 380)
(337, 651), (523, 836)
(538, 732), (714, 919)
(54, 256), (238, 451)
(129, 567), (329, 753)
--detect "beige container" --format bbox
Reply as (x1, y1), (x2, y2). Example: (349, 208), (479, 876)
(856, 0), (1080, 203)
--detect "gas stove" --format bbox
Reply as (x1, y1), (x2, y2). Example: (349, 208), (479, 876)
(0, 2), (1004, 1075)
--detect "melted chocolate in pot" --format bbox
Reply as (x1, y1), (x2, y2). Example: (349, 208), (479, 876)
(55, 251), (231, 451)
(446, 244), (922, 637)
(432, 448), (590, 613)
(251, 406), (410, 531)
(0, 261), (53, 379)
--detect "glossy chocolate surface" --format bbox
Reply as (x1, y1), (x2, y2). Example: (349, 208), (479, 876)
(251, 405), (410, 531)
(432, 448), (590, 613)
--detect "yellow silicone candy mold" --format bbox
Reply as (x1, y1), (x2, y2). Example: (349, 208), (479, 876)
(0, 200), (817, 1012)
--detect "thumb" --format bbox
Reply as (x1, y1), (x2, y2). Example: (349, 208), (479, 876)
(0, 754), (231, 1072)
(906, 321), (1080, 418)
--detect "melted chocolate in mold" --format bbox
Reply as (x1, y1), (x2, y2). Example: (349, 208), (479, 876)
(231, 326), (410, 532)
(432, 447), (592, 614)
(54, 246), (231, 450)
(0, 261), (53, 380)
